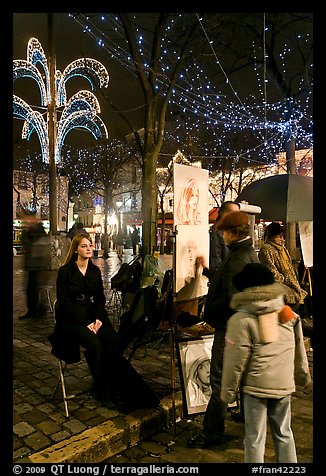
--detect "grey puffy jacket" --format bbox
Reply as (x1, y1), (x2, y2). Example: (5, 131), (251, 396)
(221, 282), (311, 403)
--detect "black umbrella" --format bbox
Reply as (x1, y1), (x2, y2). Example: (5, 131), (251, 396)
(236, 174), (313, 222)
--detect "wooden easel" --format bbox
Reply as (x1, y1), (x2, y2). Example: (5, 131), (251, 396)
(168, 226), (214, 436)
(301, 266), (312, 297)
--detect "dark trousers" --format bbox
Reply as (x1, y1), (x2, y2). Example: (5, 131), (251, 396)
(26, 270), (41, 316)
(202, 330), (228, 439)
(77, 320), (120, 392)
(77, 321), (159, 408)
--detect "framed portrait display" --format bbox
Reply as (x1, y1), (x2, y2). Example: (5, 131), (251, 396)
(175, 334), (214, 416)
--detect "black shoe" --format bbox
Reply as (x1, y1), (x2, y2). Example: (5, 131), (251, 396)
(230, 410), (245, 423)
(90, 388), (118, 409)
(18, 313), (34, 320)
(187, 433), (229, 449)
(302, 317), (313, 330)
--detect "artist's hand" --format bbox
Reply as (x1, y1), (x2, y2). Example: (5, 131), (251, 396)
(195, 256), (208, 269)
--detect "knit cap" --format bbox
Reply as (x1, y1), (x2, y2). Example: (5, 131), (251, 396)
(215, 211), (249, 231)
(233, 263), (279, 343)
(233, 263), (274, 291)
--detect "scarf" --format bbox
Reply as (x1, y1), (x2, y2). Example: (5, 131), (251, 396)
(266, 239), (292, 272)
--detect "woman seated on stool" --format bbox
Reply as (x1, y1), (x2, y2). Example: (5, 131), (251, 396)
(49, 233), (159, 411)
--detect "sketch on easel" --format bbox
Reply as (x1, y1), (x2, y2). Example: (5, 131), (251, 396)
(174, 164), (209, 226)
(174, 224), (209, 299)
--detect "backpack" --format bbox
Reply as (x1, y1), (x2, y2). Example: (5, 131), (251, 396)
(111, 261), (141, 293)
(118, 285), (159, 352)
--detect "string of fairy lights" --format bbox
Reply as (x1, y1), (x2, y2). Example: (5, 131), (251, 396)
(13, 13), (313, 192)
(69, 13), (313, 169)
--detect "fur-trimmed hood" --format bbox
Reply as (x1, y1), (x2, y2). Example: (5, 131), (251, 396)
(230, 282), (287, 315)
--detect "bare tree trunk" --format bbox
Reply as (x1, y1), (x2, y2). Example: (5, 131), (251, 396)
(142, 151), (158, 255)
(160, 193), (165, 255)
(102, 190), (110, 260)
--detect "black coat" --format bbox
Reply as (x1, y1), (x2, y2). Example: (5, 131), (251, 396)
(204, 237), (259, 330)
(209, 227), (229, 271)
(48, 259), (110, 363)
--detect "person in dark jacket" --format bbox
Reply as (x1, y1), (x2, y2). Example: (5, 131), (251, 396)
(67, 222), (88, 240)
(187, 211), (259, 448)
(130, 225), (140, 255)
(206, 201), (240, 275)
(49, 233), (159, 411)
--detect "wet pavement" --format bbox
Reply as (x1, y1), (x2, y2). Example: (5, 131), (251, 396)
(12, 248), (313, 467)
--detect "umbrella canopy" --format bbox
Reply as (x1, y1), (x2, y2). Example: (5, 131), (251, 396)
(236, 174), (313, 222)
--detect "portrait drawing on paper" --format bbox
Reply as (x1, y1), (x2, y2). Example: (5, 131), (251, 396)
(176, 335), (214, 415)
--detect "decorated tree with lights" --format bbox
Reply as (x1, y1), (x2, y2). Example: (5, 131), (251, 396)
(61, 138), (139, 258)
(72, 13), (312, 255)
(73, 13), (218, 253)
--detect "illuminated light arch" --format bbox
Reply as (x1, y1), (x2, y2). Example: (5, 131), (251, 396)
(57, 58), (109, 106)
(26, 37), (51, 104)
(56, 110), (108, 162)
(13, 60), (48, 106)
(13, 95), (49, 163)
(61, 90), (102, 122)
(13, 37), (109, 165)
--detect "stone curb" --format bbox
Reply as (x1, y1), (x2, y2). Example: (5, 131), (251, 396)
(27, 395), (183, 463)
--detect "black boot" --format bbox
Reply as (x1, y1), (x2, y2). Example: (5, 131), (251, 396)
(19, 313), (34, 320)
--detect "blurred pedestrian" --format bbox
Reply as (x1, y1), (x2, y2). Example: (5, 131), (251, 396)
(19, 214), (50, 320)
(68, 221), (88, 240)
(116, 229), (124, 259)
(49, 234), (159, 411)
(221, 263), (311, 463)
(101, 233), (111, 252)
(111, 233), (117, 251)
(130, 225), (140, 255)
(94, 232), (101, 250)
(258, 222), (307, 311)
(187, 211), (259, 448)
(166, 233), (174, 254)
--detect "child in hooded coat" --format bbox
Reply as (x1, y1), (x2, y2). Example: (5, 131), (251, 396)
(221, 263), (311, 463)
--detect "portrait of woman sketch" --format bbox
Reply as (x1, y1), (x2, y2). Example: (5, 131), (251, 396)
(176, 177), (202, 225)
(177, 336), (213, 415)
(173, 163), (209, 227)
(175, 225), (209, 298)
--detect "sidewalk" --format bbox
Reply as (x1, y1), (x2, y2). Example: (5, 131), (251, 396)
(13, 249), (313, 464)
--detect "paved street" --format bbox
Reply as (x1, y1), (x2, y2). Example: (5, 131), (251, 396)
(13, 248), (313, 466)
